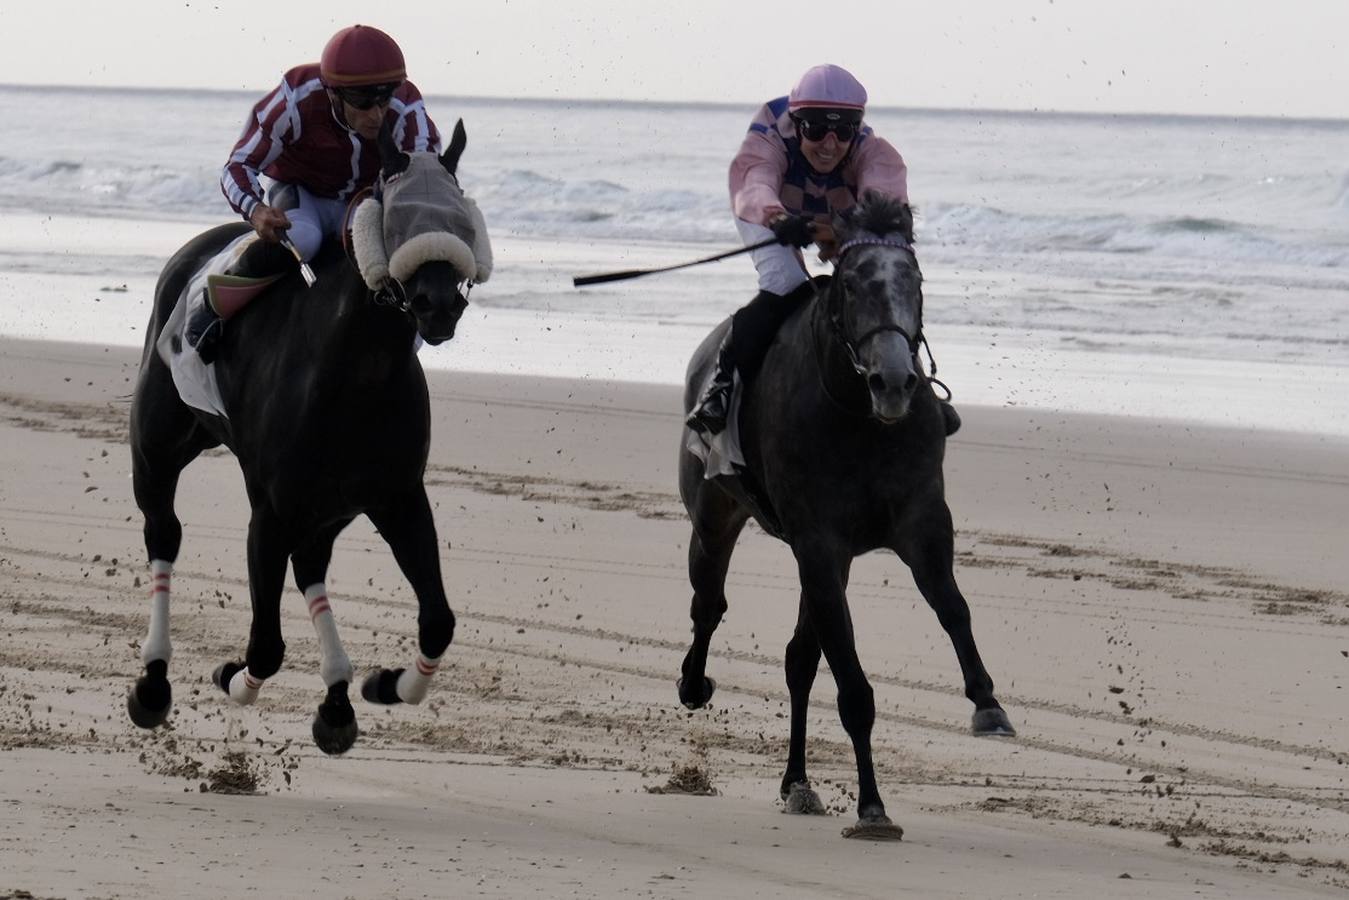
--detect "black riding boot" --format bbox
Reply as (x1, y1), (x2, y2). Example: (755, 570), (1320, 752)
(686, 327), (738, 437)
(186, 240), (297, 364)
(686, 281), (816, 437)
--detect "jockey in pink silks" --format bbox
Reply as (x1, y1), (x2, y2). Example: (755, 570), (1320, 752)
(686, 64), (961, 438)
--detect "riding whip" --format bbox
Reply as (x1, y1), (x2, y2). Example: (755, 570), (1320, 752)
(572, 237), (779, 287)
(280, 237), (318, 287)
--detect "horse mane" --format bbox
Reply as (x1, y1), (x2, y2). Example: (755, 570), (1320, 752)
(837, 190), (915, 245)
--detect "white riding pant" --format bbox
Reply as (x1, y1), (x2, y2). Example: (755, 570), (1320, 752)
(270, 184), (348, 263)
(735, 218), (810, 296)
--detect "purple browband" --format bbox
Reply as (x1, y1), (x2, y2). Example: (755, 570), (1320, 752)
(836, 237), (914, 257)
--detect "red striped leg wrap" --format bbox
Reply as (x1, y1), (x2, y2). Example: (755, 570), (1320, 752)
(305, 583), (352, 687)
(229, 667), (263, 705)
(142, 560), (173, 665)
(307, 593), (331, 620)
(396, 653), (441, 704)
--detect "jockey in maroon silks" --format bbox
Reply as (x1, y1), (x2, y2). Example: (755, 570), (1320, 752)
(686, 64), (961, 438)
(189, 24), (442, 358)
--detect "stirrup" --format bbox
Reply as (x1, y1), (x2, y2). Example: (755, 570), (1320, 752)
(186, 301), (222, 364)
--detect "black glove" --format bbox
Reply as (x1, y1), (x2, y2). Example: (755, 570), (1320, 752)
(770, 214), (815, 248)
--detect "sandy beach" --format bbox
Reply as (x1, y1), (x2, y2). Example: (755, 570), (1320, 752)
(1, 335), (1347, 898)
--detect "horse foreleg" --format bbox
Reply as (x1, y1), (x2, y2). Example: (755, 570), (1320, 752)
(215, 507), (289, 706)
(298, 583), (358, 754)
(362, 489), (453, 706)
(899, 506), (1015, 737)
(780, 593), (827, 814)
(289, 522), (359, 752)
(795, 538), (902, 840)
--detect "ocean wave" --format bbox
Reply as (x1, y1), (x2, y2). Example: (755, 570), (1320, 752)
(0, 154), (222, 217)
(921, 202), (1349, 268)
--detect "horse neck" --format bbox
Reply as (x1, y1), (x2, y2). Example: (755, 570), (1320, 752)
(316, 269), (419, 379)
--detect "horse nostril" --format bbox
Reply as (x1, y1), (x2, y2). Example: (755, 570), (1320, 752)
(868, 373), (887, 394)
(903, 372), (918, 392)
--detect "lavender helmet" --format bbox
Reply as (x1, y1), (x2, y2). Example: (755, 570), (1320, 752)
(788, 64), (867, 127)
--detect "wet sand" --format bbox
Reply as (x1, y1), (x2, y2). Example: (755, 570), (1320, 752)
(1, 336), (1346, 898)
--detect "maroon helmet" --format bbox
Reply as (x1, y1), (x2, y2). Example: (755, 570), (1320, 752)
(320, 25), (407, 88)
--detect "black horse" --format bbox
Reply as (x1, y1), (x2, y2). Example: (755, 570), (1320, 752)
(127, 124), (485, 754)
(677, 192), (1014, 839)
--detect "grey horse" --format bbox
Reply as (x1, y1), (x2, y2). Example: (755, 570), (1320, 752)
(677, 192), (1014, 839)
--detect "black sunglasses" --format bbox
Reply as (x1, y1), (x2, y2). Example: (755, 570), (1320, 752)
(795, 118), (859, 143)
(337, 85), (397, 111)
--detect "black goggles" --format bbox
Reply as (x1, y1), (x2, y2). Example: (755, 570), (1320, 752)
(794, 118), (860, 143)
(336, 84), (398, 111)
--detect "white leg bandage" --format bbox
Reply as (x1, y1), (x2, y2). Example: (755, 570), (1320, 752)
(304, 583), (354, 687)
(395, 653), (441, 705)
(140, 559), (173, 665)
(228, 667), (263, 705)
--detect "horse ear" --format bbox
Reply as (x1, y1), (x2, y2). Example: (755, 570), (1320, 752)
(899, 202), (915, 244)
(440, 119), (467, 177)
(377, 122), (410, 177)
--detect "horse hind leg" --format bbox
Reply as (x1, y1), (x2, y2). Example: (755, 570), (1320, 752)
(677, 504), (747, 710)
(126, 560), (174, 728)
(780, 595), (827, 814)
(361, 490), (455, 707)
(213, 506), (290, 709)
(126, 389), (212, 729)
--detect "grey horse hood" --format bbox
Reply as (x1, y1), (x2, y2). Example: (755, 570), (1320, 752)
(350, 152), (494, 289)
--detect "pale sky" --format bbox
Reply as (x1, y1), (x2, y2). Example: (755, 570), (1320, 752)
(2, 0), (1345, 118)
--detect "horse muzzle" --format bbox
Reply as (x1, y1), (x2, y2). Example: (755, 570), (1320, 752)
(412, 292), (468, 346)
(859, 333), (920, 423)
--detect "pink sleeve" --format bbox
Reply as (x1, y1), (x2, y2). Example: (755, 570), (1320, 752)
(852, 134), (909, 204)
(728, 130), (788, 226)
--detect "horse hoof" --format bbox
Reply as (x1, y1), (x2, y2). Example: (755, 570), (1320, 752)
(126, 672), (172, 729)
(212, 660), (244, 696)
(312, 682), (358, 756)
(676, 676), (716, 709)
(842, 815), (904, 841)
(972, 707), (1016, 737)
(360, 668), (405, 705)
(782, 782), (827, 816)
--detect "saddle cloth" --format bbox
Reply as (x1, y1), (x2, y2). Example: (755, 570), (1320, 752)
(155, 232), (258, 420)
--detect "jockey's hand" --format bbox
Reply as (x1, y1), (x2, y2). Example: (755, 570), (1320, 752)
(249, 204), (291, 243)
(769, 213), (815, 248)
(813, 222), (839, 261)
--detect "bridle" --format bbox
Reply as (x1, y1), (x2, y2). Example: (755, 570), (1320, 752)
(816, 236), (950, 411)
(359, 178), (474, 316)
(828, 237), (924, 373)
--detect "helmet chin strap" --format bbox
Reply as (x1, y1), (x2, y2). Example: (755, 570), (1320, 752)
(327, 90), (353, 132)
